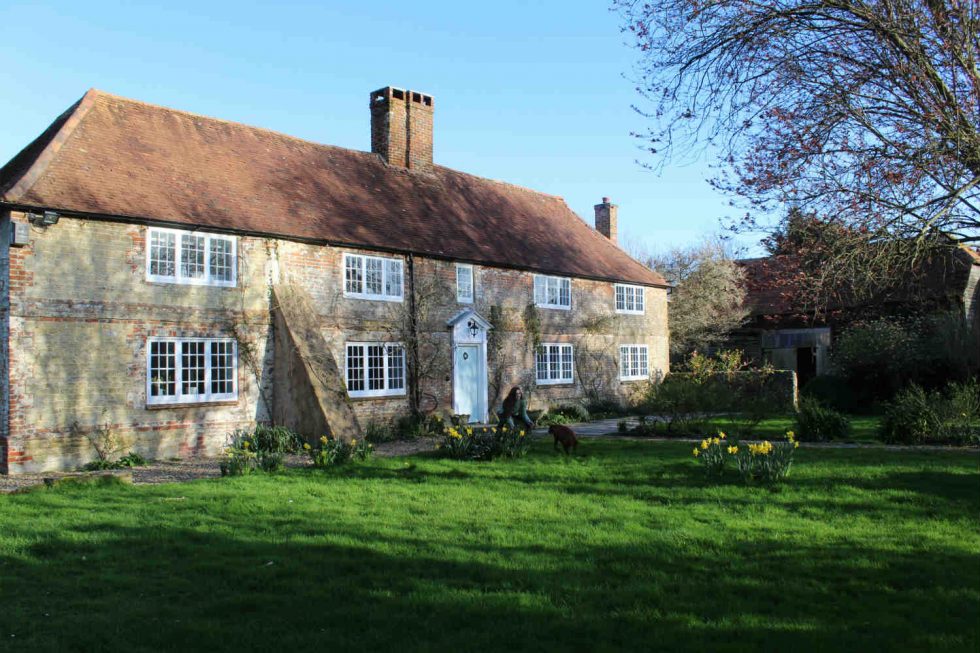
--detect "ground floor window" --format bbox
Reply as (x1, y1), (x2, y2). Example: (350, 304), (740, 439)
(345, 343), (407, 397)
(535, 343), (574, 385)
(147, 338), (237, 405)
(619, 345), (649, 381)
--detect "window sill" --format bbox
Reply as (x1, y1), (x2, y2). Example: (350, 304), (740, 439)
(343, 293), (404, 303)
(535, 381), (576, 387)
(348, 394), (408, 402)
(146, 399), (239, 410)
(534, 304), (571, 311)
(619, 377), (650, 384)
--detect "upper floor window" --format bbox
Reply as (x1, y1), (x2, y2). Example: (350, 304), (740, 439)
(343, 253), (403, 301)
(146, 227), (237, 287)
(146, 338), (237, 406)
(533, 275), (571, 310)
(345, 342), (407, 398)
(619, 345), (649, 381)
(615, 284), (645, 314)
(456, 264), (474, 303)
(535, 343), (574, 385)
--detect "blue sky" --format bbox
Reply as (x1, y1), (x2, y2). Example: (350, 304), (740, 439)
(0, 1), (763, 255)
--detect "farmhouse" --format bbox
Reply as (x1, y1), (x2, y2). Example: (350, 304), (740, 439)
(0, 86), (668, 473)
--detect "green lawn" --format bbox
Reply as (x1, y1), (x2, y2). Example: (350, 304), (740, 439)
(1, 440), (977, 652)
(639, 414), (883, 442)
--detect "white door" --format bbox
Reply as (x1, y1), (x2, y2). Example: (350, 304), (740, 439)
(454, 345), (483, 423)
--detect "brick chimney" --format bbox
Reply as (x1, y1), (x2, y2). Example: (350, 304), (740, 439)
(370, 86), (434, 170)
(594, 197), (618, 244)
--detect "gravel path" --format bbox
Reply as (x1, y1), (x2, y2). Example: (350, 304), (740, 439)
(0, 438), (442, 494)
(2, 419), (973, 494)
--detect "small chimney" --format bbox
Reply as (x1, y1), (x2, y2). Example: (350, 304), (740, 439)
(370, 86), (434, 170)
(594, 197), (618, 244)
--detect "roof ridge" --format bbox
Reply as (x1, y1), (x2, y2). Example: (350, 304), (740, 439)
(93, 90), (574, 205)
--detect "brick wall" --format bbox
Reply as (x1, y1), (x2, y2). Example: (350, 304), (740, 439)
(1, 213), (667, 472)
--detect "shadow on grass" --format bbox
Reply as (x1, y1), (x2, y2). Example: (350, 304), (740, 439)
(2, 518), (978, 652)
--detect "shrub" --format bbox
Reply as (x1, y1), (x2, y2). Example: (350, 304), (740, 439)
(364, 420), (398, 444)
(550, 404), (590, 423)
(439, 424), (531, 461)
(642, 351), (790, 437)
(82, 451), (148, 471)
(220, 433), (258, 476)
(585, 397), (625, 420)
(304, 435), (372, 467)
(880, 380), (980, 445)
(617, 419), (629, 433)
(801, 375), (857, 413)
(795, 397), (850, 442)
(258, 451), (285, 473)
(250, 425), (303, 453)
(396, 413), (444, 439)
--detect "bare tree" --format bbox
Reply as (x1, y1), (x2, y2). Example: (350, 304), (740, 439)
(617, 0), (980, 287)
(641, 238), (748, 356)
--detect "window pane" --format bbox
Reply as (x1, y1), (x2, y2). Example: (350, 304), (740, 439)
(559, 279), (570, 306)
(210, 341), (235, 395)
(346, 345), (364, 392)
(149, 341), (176, 397)
(209, 238), (234, 283)
(385, 260), (403, 297)
(149, 231), (176, 278)
(639, 347), (648, 376)
(636, 288), (645, 311)
(457, 265), (473, 301)
(345, 256), (363, 294)
(561, 345), (573, 380)
(534, 276), (545, 305)
(549, 345), (560, 379)
(546, 277), (559, 305)
(535, 346), (548, 381)
(387, 345), (405, 390)
(367, 345), (385, 390)
(181, 341), (206, 396)
(365, 258), (384, 296)
(615, 285), (625, 311)
(180, 234), (206, 280)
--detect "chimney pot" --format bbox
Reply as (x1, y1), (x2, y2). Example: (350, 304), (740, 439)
(370, 86), (434, 170)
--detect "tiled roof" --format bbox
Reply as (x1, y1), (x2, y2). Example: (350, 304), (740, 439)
(0, 89), (665, 287)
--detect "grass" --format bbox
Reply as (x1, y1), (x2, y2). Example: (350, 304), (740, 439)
(1, 440), (977, 652)
(630, 414), (884, 442)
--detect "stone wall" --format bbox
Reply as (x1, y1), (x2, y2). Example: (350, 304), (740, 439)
(1, 211), (668, 472)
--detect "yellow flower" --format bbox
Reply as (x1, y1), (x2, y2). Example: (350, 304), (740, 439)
(320, 435), (328, 444)
(794, 441), (799, 448)
(786, 430), (795, 439)
(718, 431), (726, 439)
(466, 428), (473, 435)
(303, 443), (311, 451)
(692, 448), (700, 457)
(351, 439), (357, 446)
(242, 440), (250, 449)
(502, 427), (509, 432)
(701, 439), (709, 450)
(727, 445), (738, 454)
(712, 437), (720, 445)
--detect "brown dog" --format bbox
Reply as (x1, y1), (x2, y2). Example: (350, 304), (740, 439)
(549, 424), (579, 454)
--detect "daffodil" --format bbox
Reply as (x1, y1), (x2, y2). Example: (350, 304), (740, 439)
(320, 435), (328, 444)
(701, 439), (709, 450)
(692, 448), (700, 457)
(727, 445), (738, 454)
(303, 443), (311, 451)
(794, 441), (799, 448)
(718, 431), (726, 439)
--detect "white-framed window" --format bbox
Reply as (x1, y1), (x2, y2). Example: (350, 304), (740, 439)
(456, 264), (474, 303)
(615, 284), (645, 314)
(146, 338), (237, 405)
(619, 345), (650, 381)
(533, 275), (571, 310)
(343, 253), (403, 301)
(146, 227), (237, 287)
(345, 342), (407, 398)
(535, 343), (574, 385)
